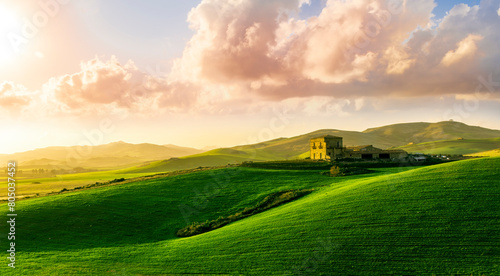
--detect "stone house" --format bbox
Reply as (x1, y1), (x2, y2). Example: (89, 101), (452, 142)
(310, 136), (407, 160)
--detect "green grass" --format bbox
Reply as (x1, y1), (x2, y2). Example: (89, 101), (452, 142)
(0, 158), (498, 275)
(0, 170), (153, 200)
(121, 147), (283, 174)
(397, 137), (500, 155)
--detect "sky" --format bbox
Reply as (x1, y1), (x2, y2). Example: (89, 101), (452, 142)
(0, 0), (499, 154)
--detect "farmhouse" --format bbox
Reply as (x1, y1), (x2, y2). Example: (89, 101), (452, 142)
(310, 135), (408, 160)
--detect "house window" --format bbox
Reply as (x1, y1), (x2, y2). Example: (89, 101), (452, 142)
(379, 153), (390, 159)
(362, 154), (373, 159)
(320, 153), (322, 159)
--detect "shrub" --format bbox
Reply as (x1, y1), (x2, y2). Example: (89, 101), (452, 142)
(176, 189), (314, 237)
(329, 165), (342, 177)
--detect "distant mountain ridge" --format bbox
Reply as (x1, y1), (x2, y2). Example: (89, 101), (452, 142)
(0, 142), (204, 170)
(363, 121), (500, 145)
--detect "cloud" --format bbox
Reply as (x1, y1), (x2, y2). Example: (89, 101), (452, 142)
(441, 34), (483, 67)
(383, 46), (416, 75)
(6, 0), (500, 120)
(0, 81), (31, 109)
(40, 56), (198, 116)
(171, 0), (306, 84)
(168, 0), (500, 101)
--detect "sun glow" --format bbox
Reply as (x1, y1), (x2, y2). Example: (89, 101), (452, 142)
(0, 4), (21, 64)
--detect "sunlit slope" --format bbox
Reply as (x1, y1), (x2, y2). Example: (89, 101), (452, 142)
(467, 148), (500, 157)
(6, 167), (338, 252)
(397, 137), (500, 155)
(122, 148), (272, 173)
(152, 157), (500, 275)
(3, 158), (499, 275)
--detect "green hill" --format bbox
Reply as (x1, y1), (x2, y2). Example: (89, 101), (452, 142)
(128, 121), (500, 173)
(4, 121), (499, 174)
(397, 137), (500, 155)
(232, 129), (398, 159)
(364, 121), (500, 145)
(2, 157), (498, 275)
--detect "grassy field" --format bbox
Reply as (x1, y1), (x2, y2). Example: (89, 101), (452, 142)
(0, 158), (498, 275)
(397, 137), (500, 155)
(0, 170), (153, 200)
(121, 147), (278, 174)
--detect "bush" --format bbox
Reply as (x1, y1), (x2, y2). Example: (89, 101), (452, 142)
(176, 189), (314, 237)
(329, 165), (342, 177)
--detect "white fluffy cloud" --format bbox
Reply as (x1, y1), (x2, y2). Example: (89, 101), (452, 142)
(441, 34), (483, 67)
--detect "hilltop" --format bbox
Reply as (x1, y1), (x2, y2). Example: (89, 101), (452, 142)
(396, 137), (500, 155)
(363, 121), (500, 144)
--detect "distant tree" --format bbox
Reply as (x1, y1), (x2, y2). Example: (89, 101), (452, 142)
(73, 167), (85, 173)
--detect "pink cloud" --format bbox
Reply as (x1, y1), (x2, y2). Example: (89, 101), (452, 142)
(170, 0), (500, 100)
(0, 81), (31, 109)
(41, 56), (198, 115)
(7, 0), (500, 120)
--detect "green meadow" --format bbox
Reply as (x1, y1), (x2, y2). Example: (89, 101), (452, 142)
(0, 169), (154, 200)
(1, 157), (498, 275)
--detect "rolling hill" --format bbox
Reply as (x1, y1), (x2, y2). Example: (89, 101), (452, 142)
(0, 141), (203, 171)
(397, 137), (500, 155)
(1, 157), (498, 274)
(127, 121), (500, 173)
(4, 121), (500, 174)
(363, 121), (500, 144)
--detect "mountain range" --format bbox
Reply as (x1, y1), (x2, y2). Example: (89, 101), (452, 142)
(0, 142), (203, 170)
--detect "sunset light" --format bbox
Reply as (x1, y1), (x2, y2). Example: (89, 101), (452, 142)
(0, 4), (20, 64)
(1, 1), (499, 274)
